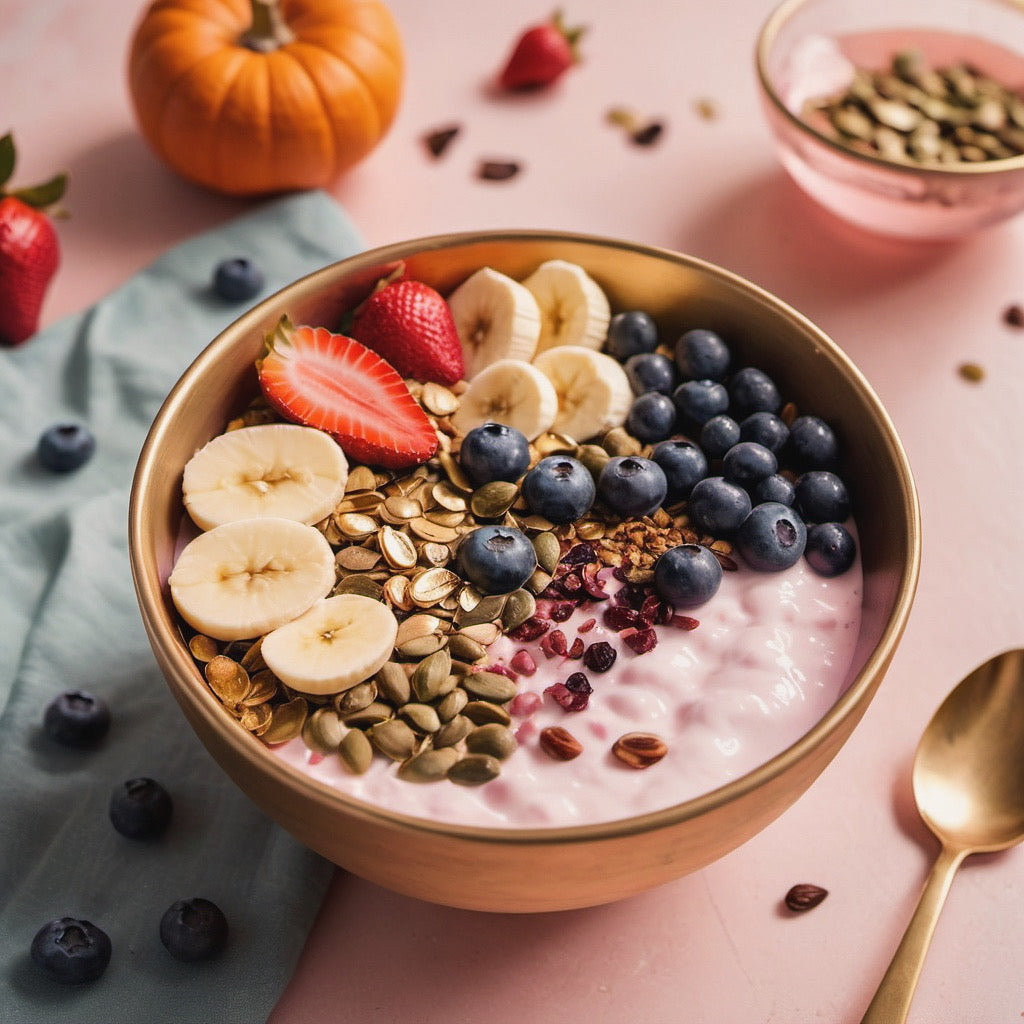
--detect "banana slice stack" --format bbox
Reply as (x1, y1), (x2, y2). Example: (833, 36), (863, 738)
(450, 259), (629, 444)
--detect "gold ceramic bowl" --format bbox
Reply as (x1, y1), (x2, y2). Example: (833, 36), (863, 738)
(129, 231), (920, 913)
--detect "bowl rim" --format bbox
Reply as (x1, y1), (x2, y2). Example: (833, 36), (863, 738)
(129, 228), (922, 846)
(754, 0), (1024, 178)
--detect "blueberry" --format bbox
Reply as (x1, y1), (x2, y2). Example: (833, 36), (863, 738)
(735, 502), (807, 572)
(687, 476), (751, 536)
(37, 423), (95, 472)
(626, 393), (676, 443)
(31, 917), (112, 984)
(159, 898), (229, 962)
(675, 328), (730, 381)
(212, 257), (264, 302)
(604, 310), (659, 360)
(521, 456), (596, 524)
(805, 522), (857, 577)
(458, 422), (531, 486)
(751, 472), (796, 507)
(722, 441), (777, 489)
(653, 544), (723, 609)
(624, 352), (675, 395)
(699, 414), (741, 460)
(740, 411), (789, 453)
(109, 777), (173, 840)
(457, 525), (537, 594)
(728, 367), (781, 418)
(673, 379), (729, 425)
(651, 439), (708, 502)
(794, 471), (850, 524)
(43, 690), (111, 747)
(597, 456), (668, 517)
(787, 415), (840, 470)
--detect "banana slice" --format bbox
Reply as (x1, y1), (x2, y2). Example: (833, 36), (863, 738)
(450, 358), (558, 441)
(533, 346), (633, 442)
(261, 594), (399, 696)
(521, 259), (610, 355)
(447, 267), (542, 378)
(169, 517), (336, 642)
(182, 423), (348, 531)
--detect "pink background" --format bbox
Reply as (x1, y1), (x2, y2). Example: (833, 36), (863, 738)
(5, 0), (1024, 1020)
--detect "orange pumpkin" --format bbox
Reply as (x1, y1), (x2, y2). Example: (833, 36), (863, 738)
(128, 0), (404, 196)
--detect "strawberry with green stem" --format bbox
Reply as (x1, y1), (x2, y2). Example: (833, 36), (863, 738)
(0, 132), (67, 347)
(497, 10), (586, 91)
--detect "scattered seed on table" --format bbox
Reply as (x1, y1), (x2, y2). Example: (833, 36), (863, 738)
(1003, 303), (1024, 329)
(477, 160), (521, 181)
(423, 124), (460, 159)
(958, 362), (985, 383)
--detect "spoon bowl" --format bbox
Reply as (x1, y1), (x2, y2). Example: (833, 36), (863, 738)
(862, 648), (1024, 1022)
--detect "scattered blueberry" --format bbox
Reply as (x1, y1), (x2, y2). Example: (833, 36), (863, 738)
(805, 522), (857, 577)
(673, 379), (729, 425)
(159, 898), (229, 963)
(597, 456), (668, 517)
(583, 640), (617, 673)
(722, 441), (778, 489)
(626, 392), (676, 443)
(624, 352), (675, 395)
(521, 456), (596, 524)
(794, 471), (850, 524)
(740, 411), (789, 453)
(109, 777), (173, 840)
(37, 423), (96, 473)
(699, 414), (741, 460)
(653, 544), (723, 609)
(735, 502), (807, 572)
(604, 310), (659, 360)
(651, 438), (708, 502)
(728, 367), (781, 418)
(675, 328), (730, 381)
(457, 525), (537, 594)
(43, 690), (111, 747)
(687, 476), (752, 536)
(751, 472), (796, 507)
(212, 257), (264, 302)
(30, 917), (112, 984)
(459, 422), (531, 486)
(787, 415), (840, 470)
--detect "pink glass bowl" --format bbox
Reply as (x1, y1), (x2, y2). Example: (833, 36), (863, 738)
(755, 0), (1024, 240)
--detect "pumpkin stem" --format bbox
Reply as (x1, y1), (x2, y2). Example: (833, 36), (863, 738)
(240, 0), (295, 53)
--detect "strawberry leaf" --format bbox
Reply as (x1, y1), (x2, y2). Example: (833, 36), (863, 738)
(0, 133), (15, 189)
(11, 172), (68, 209)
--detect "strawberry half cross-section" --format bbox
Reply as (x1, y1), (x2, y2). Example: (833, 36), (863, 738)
(257, 317), (439, 470)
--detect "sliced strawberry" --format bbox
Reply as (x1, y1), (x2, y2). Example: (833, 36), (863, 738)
(257, 317), (439, 470)
(350, 279), (464, 386)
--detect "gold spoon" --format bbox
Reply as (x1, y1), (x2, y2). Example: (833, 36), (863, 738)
(861, 648), (1024, 1023)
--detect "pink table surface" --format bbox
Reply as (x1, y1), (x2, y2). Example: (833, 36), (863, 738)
(6, 1), (1024, 1020)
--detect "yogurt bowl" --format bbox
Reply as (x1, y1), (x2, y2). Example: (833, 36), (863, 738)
(129, 231), (920, 912)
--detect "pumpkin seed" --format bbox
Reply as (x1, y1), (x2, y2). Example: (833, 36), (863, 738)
(438, 450), (474, 492)
(465, 722), (517, 761)
(425, 508), (468, 529)
(189, 634), (219, 663)
(575, 520), (606, 541)
(411, 648), (452, 702)
(447, 631), (487, 663)
(462, 670), (518, 703)
(342, 701), (394, 727)
(418, 541), (452, 567)
(454, 593), (506, 628)
(236, 703), (269, 734)
(432, 480), (468, 512)
(409, 566), (462, 605)
(369, 718), (418, 761)
(336, 545), (383, 572)
(421, 382), (460, 417)
(396, 632), (449, 659)
(345, 465), (379, 493)
(531, 532), (561, 576)
(436, 687), (469, 723)
(241, 669), (278, 706)
(447, 753), (501, 786)
(333, 680), (377, 715)
(206, 655), (250, 706)
(377, 525), (418, 570)
(601, 427), (642, 457)
(335, 512), (379, 539)
(534, 432), (578, 458)
(433, 713), (473, 748)
(397, 746), (461, 783)
(470, 480), (519, 519)
(524, 567), (553, 595)
(500, 589), (536, 632)
(338, 727), (373, 774)
(302, 706), (345, 754)
(462, 700), (512, 727)
(261, 697), (308, 744)
(334, 574), (384, 601)
(382, 495), (423, 523)
(375, 662), (411, 705)
(239, 636), (266, 673)
(574, 443), (610, 480)
(399, 702), (442, 734)
(383, 574), (415, 611)
(456, 621), (502, 646)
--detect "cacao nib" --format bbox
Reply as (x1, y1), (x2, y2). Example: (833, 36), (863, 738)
(583, 641), (617, 673)
(510, 649), (538, 676)
(509, 617), (551, 642)
(540, 629), (568, 659)
(567, 637), (585, 660)
(624, 628), (658, 654)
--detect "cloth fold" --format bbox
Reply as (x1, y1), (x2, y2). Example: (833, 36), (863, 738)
(0, 191), (364, 1023)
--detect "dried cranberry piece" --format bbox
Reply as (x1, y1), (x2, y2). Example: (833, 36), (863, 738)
(549, 601), (576, 622)
(603, 606), (642, 632)
(486, 663), (519, 681)
(624, 628), (658, 654)
(546, 672), (593, 711)
(567, 637), (585, 660)
(578, 617), (597, 634)
(508, 617), (551, 642)
(540, 629), (568, 658)
(510, 649), (538, 676)
(668, 615), (700, 630)
(641, 594), (672, 625)
(562, 542), (597, 565)
(581, 563), (609, 600)
(583, 641), (617, 673)
(613, 582), (650, 609)
(509, 691), (542, 717)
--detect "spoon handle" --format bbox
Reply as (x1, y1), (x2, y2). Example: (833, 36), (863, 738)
(860, 844), (967, 1024)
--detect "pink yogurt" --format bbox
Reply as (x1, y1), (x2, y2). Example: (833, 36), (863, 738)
(270, 540), (862, 830)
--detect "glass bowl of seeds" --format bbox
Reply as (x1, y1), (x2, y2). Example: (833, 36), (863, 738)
(756, 0), (1024, 239)
(129, 230), (920, 912)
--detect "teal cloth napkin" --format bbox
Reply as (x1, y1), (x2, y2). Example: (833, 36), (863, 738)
(0, 191), (364, 1023)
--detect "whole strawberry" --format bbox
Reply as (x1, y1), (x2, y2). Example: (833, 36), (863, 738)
(350, 278), (465, 386)
(497, 10), (586, 91)
(0, 132), (67, 347)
